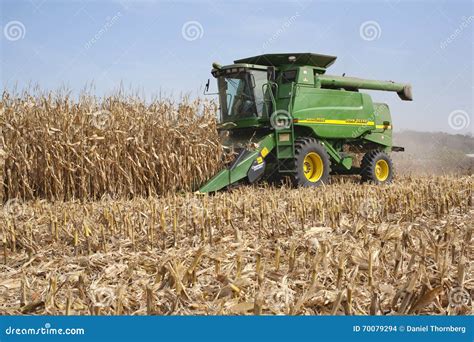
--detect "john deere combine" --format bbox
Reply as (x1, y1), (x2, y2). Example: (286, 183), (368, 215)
(199, 53), (412, 193)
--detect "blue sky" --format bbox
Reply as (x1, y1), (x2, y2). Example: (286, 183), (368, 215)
(1, 0), (472, 133)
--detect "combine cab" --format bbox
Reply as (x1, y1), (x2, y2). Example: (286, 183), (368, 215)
(199, 53), (412, 193)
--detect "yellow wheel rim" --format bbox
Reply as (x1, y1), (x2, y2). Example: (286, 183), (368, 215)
(303, 152), (324, 182)
(375, 159), (390, 181)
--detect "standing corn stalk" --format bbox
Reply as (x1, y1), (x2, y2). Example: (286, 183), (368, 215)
(1, 90), (224, 201)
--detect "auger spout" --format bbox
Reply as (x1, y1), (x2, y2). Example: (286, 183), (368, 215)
(318, 75), (413, 101)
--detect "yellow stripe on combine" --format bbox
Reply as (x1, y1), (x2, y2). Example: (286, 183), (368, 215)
(295, 118), (374, 126)
(294, 118), (391, 130)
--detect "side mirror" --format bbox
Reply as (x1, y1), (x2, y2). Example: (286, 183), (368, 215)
(267, 66), (276, 82)
(203, 79), (219, 95)
(249, 74), (256, 88)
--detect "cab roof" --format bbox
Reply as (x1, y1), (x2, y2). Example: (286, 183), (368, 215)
(234, 53), (337, 69)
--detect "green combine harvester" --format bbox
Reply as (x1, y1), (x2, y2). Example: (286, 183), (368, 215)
(199, 53), (412, 193)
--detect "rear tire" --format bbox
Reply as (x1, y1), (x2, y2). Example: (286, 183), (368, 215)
(360, 150), (394, 184)
(290, 138), (331, 187)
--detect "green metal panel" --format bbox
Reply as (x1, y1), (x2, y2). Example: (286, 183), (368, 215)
(292, 86), (376, 139)
(373, 103), (392, 131)
(198, 133), (276, 193)
(363, 103), (393, 147)
(275, 129), (294, 160)
(277, 85), (293, 100)
(297, 67), (315, 85)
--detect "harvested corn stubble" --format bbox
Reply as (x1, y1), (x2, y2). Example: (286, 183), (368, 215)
(0, 176), (472, 315)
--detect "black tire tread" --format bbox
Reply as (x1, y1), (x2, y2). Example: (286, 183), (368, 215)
(360, 150), (394, 184)
(291, 138), (331, 187)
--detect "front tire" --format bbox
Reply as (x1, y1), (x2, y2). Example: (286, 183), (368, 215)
(360, 150), (394, 184)
(290, 138), (331, 187)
